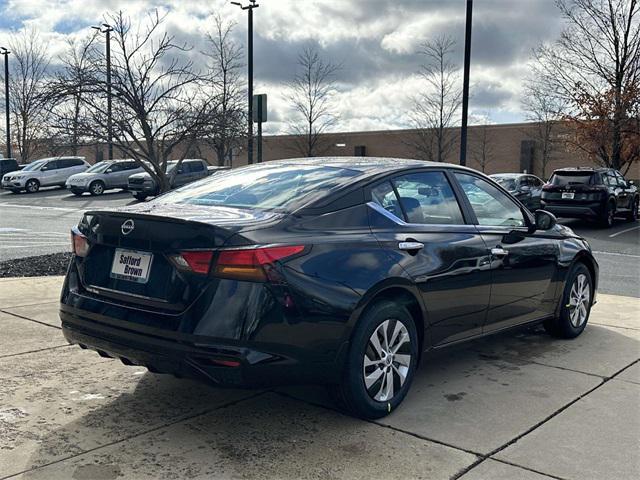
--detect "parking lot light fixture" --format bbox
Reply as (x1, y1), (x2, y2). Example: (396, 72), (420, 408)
(231, 0), (259, 165)
(92, 23), (114, 160)
(1, 47), (11, 159)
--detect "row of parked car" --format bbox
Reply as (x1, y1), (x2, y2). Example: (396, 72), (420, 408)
(0, 156), (226, 200)
(1, 156), (637, 227)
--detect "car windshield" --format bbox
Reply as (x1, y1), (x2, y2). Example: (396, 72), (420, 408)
(550, 172), (595, 186)
(86, 162), (111, 173)
(492, 177), (517, 191)
(22, 160), (47, 171)
(157, 164), (362, 212)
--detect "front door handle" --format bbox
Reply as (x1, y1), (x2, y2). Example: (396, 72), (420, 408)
(491, 247), (509, 257)
(399, 241), (424, 251)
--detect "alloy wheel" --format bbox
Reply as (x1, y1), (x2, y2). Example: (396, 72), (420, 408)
(91, 182), (105, 195)
(26, 180), (39, 193)
(363, 319), (412, 402)
(568, 273), (590, 328)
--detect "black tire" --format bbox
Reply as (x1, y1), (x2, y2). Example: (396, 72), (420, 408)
(133, 193), (147, 201)
(627, 197), (638, 222)
(333, 300), (419, 419)
(544, 263), (593, 339)
(9, 189), (20, 194)
(25, 179), (40, 193)
(600, 200), (615, 228)
(89, 181), (105, 196)
(71, 189), (83, 196)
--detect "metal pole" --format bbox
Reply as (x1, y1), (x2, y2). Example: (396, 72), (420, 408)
(247, 7), (254, 165)
(106, 29), (113, 160)
(257, 120), (262, 163)
(2, 51), (11, 159)
(459, 0), (473, 167)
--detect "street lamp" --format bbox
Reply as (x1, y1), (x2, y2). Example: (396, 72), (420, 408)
(0, 47), (11, 159)
(459, 0), (473, 167)
(92, 23), (114, 160)
(231, 0), (259, 165)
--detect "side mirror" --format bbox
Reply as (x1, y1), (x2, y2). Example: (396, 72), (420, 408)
(41, 166), (48, 171)
(628, 180), (634, 186)
(105, 168), (113, 174)
(534, 210), (557, 231)
(520, 185), (531, 192)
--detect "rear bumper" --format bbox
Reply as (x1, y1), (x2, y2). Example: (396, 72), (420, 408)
(541, 201), (604, 218)
(128, 183), (157, 194)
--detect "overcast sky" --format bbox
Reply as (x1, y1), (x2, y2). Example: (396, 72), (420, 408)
(0, 0), (567, 135)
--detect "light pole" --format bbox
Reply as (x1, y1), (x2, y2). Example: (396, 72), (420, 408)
(0, 47), (11, 159)
(231, 0), (259, 165)
(92, 23), (114, 160)
(459, 0), (473, 167)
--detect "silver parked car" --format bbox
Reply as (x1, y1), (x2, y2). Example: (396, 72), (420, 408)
(1, 157), (89, 193)
(66, 159), (144, 196)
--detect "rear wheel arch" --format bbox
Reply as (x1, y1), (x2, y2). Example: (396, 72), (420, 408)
(352, 284), (426, 354)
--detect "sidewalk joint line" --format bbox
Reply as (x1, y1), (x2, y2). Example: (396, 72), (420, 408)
(0, 309), (62, 330)
(0, 344), (70, 359)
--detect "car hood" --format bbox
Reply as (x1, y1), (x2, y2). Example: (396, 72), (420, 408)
(67, 172), (96, 181)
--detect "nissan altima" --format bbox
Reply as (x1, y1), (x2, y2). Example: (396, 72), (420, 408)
(60, 158), (598, 419)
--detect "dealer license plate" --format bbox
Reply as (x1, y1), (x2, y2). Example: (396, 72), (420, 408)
(562, 192), (575, 199)
(110, 248), (153, 283)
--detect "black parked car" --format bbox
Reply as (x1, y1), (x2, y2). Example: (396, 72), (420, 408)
(61, 158), (598, 419)
(490, 173), (544, 211)
(541, 167), (638, 227)
(0, 158), (19, 178)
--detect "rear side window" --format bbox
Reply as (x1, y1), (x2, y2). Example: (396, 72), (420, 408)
(391, 171), (464, 225)
(550, 172), (596, 186)
(188, 161), (205, 172)
(158, 164), (362, 212)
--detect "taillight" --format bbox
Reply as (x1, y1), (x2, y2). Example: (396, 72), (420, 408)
(214, 245), (305, 282)
(70, 229), (89, 257)
(170, 251), (214, 275)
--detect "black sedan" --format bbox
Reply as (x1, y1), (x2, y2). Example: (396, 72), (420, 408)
(61, 158), (598, 419)
(490, 173), (545, 211)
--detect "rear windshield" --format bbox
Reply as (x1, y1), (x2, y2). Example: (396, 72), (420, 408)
(550, 172), (596, 186)
(157, 164), (362, 212)
(492, 177), (517, 191)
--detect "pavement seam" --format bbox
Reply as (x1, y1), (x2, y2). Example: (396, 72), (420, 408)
(590, 321), (640, 331)
(0, 300), (60, 309)
(489, 458), (567, 480)
(273, 389), (483, 456)
(0, 309), (62, 330)
(0, 389), (270, 480)
(452, 357), (640, 480)
(0, 344), (70, 359)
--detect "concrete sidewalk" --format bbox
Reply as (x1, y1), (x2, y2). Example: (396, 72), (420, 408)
(0, 276), (638, 479)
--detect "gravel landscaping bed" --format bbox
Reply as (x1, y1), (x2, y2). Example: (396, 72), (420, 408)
(0, 252), (72, 278)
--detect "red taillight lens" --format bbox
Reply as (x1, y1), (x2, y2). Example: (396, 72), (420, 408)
(71, 230), (89, 257)
(215, 245), (305, 281)
(173, 251), (214, 275)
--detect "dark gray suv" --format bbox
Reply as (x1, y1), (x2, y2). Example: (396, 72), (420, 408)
(127, 159), (210, 201)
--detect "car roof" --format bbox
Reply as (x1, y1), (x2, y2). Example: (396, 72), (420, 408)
(265, 156), (477, 176)
(553, 167), (608, 173)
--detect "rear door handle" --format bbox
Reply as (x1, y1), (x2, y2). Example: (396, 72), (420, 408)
(399, 241), (424, 251)
(491, 247), (509, 257)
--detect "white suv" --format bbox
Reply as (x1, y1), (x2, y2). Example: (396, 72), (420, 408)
(1, 157), (89, 193)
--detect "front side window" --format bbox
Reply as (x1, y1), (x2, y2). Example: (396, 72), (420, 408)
(455, 173), (525, 227)
(189, 161), (205, 172)
(392, 171), (464, 225)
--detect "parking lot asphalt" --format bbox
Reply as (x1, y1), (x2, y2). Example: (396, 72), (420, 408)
(1, 186), (638, 296)
(0, 276), (638, 479)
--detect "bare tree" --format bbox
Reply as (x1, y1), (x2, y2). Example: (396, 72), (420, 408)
(470, 119), (495, 173)
(521, 80), (567, 178)
(1, 29), (51, 162)
(47, 34), (100, 155)
(409, 35), (462, 162)
(287, 46), (340, 157)
(202, 15), (245, 166)
(76, 11), (213, 192)
(532, 0), (640, 173)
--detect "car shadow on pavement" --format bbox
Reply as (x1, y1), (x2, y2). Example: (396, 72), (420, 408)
(19, 324), (638, 478)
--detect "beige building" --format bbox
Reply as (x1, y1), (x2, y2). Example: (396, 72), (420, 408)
(73, 121), (639, 180)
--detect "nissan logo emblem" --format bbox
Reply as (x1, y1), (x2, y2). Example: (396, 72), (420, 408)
(121, 219), (135, 236)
